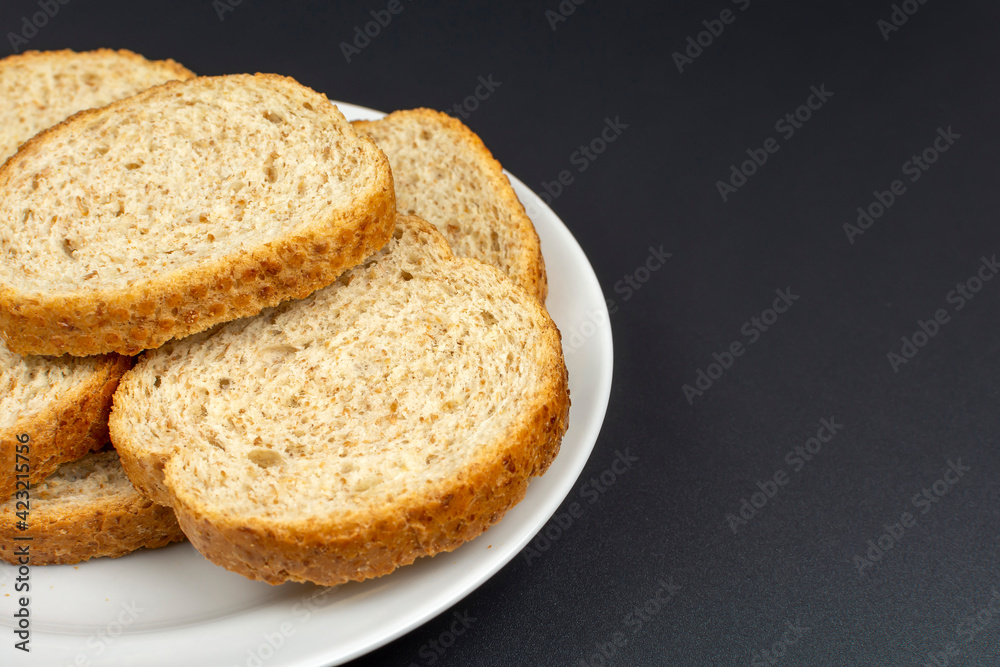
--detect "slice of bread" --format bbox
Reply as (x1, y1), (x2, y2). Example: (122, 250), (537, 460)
(0, 48), (189, 499)
(110, 215), (569, 586)
(0, 49), (195, 162)
(353, 109), (547, 301)
(0, 350), (130, 498)
(0, 73), (396, 357)
(0, 448), (184, 565)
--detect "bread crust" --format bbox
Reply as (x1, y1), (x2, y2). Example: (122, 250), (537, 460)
(0, 49), (196, 81)
(0, 49), (196, 167)
(0, 501), (183, 565)
(353, 108), (548, 302)
(0, 354), (131, 498)
(0, 48), (195, 83)
(170, 351), (568, 586)
(0, 451), (185, 565)
(0, 74), (396, 357)
(112, 217), (569, 586)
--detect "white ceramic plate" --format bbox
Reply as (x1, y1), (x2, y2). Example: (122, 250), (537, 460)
(0, 101), (613, 667)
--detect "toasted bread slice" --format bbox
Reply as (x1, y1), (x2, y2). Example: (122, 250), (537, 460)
(0, 349), (130, 499)
(0, 48), (195, 162)
(353, 109), (547, 301)
(110, 216), (569, 586)
(0, 448), (184, 565)
(0, 74), (395, 357)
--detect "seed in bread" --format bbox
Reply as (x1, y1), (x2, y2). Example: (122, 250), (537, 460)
(353, 108), (547, 301)
(110, 215), (569, 586)
(0, 73), (396, 357)
(0, 48), (195, 162)
(0, 448), (184, 565)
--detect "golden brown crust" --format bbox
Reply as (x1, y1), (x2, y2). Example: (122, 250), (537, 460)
(0, 74), (396, 357)
(170, 346), (568, 586)
(115, 231), (570, 586)
(0, 198), (393, 356)
(0, 355), (131, 498)
(0, 480), (184, 566)
(353, 108), (548, 302)
(0, 48), (196, 82)
(110, 393), (173, 506)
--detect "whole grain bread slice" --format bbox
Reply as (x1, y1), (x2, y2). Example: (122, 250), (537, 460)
(0, 348), (130, 499)
(353, 109), (547, 301)
(110, 215), (569, 586)
(0, 73), (395, 357)
(0, 448), (184, 565)
(0, 48), (195, 162)
(0, 48), (189, 500)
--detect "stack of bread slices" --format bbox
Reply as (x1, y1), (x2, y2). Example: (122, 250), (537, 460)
(0, 50), (569, 586)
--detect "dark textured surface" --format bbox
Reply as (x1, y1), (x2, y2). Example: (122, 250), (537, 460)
(4, 0), (999, 664)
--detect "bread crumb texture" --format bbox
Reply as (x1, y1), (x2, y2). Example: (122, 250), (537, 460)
(0, 48), (195, 162)
(0, 73), (395, 356)
(0, 348), (129, 498)
(0, 449), (184, 565)
(111, 217), (569, 586)
(354, 109), (547, 301)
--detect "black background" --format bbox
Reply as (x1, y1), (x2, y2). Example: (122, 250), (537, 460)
(3, 0), (1000, 665)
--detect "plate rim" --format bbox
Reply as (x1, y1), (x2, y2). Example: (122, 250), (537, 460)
(322, 101), (615, 666)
